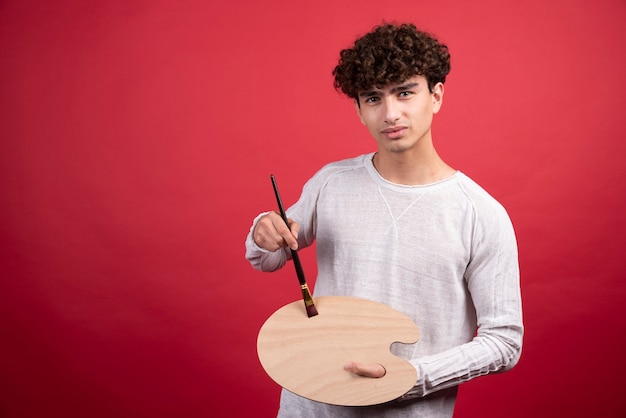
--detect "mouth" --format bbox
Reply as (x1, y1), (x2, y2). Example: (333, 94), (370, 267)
(381, 126), (407, 139)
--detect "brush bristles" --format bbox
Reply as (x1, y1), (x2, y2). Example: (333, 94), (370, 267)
(305, 303), (319, 317)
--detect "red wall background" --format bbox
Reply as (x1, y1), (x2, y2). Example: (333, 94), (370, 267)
(1, 0), (625, 417)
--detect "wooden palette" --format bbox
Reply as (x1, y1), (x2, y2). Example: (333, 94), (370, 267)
(257, 296), (420, 406)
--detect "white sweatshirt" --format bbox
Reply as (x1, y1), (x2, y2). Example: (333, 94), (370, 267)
(246, 153), (523, 418)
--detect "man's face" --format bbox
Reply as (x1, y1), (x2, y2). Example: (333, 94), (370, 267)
(355, 75), (443, 155)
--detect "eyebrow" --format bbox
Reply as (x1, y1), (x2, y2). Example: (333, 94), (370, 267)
(358, 82), (420, 98)
(391, 82), (419, 93)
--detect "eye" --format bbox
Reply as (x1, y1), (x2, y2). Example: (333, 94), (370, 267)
(365, 96), (380, 104)
(398, 91), (413, 98)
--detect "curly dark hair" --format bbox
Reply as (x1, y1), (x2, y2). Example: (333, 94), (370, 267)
(332, 23), (450, 99)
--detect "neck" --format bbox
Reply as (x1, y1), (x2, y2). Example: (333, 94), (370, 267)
(372, 147), (455, 185)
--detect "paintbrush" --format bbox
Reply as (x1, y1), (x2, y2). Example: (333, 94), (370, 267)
(270, 174), (319, 318)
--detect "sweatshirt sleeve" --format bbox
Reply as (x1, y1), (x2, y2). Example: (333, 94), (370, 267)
(403, 198), (523, 399)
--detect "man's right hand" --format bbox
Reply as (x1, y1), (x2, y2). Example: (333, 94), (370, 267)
(252, 211), (300, 251)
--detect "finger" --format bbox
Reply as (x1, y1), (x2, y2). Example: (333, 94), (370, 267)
(344, 362), (386, 378)
(273, 215), (299, 250)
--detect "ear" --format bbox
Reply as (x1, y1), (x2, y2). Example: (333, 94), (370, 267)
(354, 99), (366, 125)
(431, 82), (444, 114)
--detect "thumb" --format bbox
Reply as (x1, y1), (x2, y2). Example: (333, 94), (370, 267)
(287, 219), (300, 239)
(344, 361), (386, 378)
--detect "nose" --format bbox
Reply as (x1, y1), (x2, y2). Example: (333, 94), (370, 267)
(383, 96), (401, 124)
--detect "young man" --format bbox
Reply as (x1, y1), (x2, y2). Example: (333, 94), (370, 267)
(245, 23), (523, 417)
